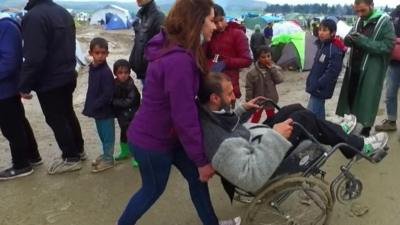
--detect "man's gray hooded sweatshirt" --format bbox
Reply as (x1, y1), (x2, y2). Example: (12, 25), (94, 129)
(199, 104), (292, 193)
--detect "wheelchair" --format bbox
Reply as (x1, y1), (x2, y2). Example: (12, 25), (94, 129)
(231, 100), (389, 225)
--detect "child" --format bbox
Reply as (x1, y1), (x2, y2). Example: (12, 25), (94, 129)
(112, 59), (141, 167)
(245, 45), (283, 123)
(306, 19), (345, 120)
(83, 37), (115, 173)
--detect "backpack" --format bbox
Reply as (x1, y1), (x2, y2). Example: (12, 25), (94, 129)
(391, 15), (400, 61)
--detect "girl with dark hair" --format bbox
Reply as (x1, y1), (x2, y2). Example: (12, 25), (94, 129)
(117, 0), (239, 224)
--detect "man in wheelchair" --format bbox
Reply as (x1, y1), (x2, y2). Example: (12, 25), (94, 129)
(198, 72), (389, 193)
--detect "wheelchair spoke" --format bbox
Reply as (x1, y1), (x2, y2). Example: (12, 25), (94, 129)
(245, 176), (333, 225)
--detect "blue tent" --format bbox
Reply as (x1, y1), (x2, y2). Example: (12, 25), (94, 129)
(241, 12), (259, 18)
(225, 16), (235, 21)
(261, 15), (282, 23)
(105, 13), (128, 30)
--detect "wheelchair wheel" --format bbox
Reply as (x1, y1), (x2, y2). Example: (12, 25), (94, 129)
(244, 175), (333, 225)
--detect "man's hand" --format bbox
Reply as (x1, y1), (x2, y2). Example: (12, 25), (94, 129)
(242, 96), (266, 111)
(20, 92), (33, 100)
(273, 119), (293, 139)
(198, 163), (215, 183)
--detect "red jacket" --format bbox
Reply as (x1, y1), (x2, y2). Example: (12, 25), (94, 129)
(206, 22), (251, 98)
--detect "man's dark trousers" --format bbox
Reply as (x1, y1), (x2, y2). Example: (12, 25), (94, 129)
(36, 80), (84, 161)
(0, 96), (40, 169)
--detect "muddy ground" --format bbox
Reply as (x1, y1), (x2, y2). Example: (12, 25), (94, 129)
(0, 26), (399, 225)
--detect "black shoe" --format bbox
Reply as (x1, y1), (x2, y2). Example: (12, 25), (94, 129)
(0, 166), (34, 181)
(30, 157), (43, 167)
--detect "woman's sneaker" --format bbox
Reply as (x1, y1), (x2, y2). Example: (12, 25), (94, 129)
(340, 114), (357, 134)
(363, 132), (389, 162)
(0, 166), (34, 181)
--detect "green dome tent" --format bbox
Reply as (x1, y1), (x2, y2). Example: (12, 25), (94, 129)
(271, 31), (318, 71)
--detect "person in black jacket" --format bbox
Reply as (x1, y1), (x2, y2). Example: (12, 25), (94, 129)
(112, 60), (141, 166)
(250, 24), (267, 60)
(129, 0), (164, 84)
(83, 38), (115, 173)
(18, 0), (85, 175)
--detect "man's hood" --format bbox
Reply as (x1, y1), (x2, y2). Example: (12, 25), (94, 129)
(144, 29), (191, 62)
(198, 103), (241, 132)
(363, 8), (383, 23)
(315, 36), (347, 52)
(25, 0), (52, 11)
(332, 36), (347, 52)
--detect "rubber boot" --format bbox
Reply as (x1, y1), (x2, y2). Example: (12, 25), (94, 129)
(114, 142), (130, 160)
(131, 158), (139, 168)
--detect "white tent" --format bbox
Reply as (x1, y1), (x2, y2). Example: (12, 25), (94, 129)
(336, 20), (352, 39)
(90, 4), (131, 26)
(75, 39), (88, 71)
(273, 21), (303, 37)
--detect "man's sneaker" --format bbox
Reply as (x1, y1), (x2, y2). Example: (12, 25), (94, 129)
(48, 159), (82, 175)
(30, 157), (43, 167)
(363, 132), (389, 161)
(91, 158), (114, 173)
(219, 217), (241, 225)
(340, 114), (357, 134)
(79, 152), (88, 161)
(0, 166), (34, 181)
(375, 119), (397, 131)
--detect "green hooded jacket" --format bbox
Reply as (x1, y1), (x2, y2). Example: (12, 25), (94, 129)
(336, 10), (395, 127)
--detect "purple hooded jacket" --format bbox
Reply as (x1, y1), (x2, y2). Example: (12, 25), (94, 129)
(127, 30), (208, 167)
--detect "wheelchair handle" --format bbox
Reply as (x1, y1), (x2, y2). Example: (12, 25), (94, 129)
(256, 99), (281, 111)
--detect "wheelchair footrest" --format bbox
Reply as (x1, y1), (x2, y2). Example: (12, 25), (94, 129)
(370, 148), (388, 163)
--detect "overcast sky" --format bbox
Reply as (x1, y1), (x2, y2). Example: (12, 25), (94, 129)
(56, 0), (398, 7)
(255, 0), (397, 7)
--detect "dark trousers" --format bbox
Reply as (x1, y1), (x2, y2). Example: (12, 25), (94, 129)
(0, 96), (40, 169)
(266, 104), (364, 158)
(36, 81), (84, 160)
(118, 144), (219, 225)
(117, 117), (129, 143)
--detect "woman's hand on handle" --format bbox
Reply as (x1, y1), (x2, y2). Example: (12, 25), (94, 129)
(198, 163), (215, 182)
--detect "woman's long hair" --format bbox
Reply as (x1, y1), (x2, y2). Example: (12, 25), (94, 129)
(164, 0), (214, 74)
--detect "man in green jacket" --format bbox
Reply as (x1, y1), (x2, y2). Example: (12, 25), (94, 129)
(336, 0), (395, 136)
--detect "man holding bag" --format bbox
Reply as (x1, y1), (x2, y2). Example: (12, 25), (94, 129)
(336, 0), (395, 136)
(374, 5), (400, 132)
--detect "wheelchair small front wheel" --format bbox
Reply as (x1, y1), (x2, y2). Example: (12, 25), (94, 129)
(244, 175), (333, 225)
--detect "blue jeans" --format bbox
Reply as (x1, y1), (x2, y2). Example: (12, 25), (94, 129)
(385, 64), (400, 121)
(307, 95), (326, 120)
(95, 118), (115, 160)
(118, 144), (219, 225)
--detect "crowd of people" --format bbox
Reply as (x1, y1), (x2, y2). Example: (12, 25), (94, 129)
(0, 0), (399, 224)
